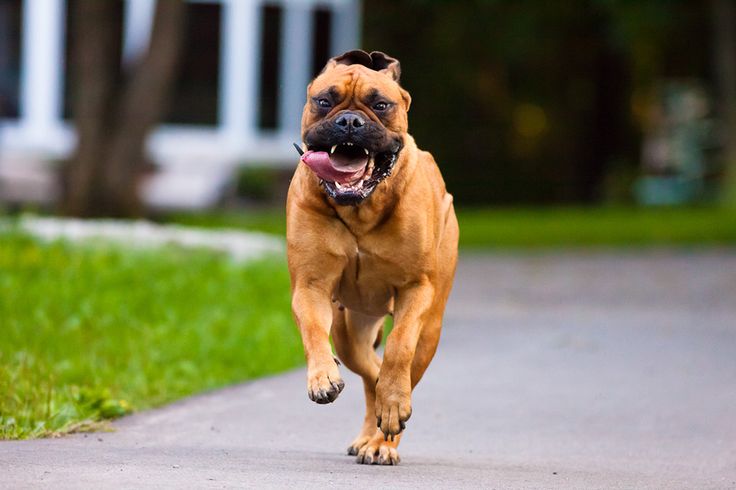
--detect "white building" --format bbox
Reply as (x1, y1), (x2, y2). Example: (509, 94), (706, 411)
(0, 0), (361, 207)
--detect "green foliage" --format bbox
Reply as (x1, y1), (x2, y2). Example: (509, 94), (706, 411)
(0, 233), (301, 439)
(235, 166), (281, 202)
(363, 0), (712, 204)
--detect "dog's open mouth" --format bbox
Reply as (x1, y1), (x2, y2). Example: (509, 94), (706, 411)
(302, 143), (372, 186)
(301, 143), (393, 203)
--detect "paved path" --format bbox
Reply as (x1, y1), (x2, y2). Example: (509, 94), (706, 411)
(3, 251), (736, 489)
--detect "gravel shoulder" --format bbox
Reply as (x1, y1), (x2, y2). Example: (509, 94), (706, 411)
(2, 250), (736, 489)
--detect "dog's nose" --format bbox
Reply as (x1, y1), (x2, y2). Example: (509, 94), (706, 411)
(335, 112), (365, 129)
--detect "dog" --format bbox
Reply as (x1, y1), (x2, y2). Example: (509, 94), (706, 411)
(286, 50), (458, 465)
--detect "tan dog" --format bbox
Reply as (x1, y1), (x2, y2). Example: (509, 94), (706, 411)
(286, 50), (458, 465)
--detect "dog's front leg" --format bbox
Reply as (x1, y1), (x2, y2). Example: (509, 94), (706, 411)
(376, 277), (435, 438)
(292, 281), (345, 404)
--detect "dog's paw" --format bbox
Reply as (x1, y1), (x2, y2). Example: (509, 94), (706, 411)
(347, 428), (375, 456)
(306, 366), (344, 404)
(375, 380), (412, 439)
(355, 431), (401, 465)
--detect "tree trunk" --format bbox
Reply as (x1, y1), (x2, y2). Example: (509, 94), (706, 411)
(712, 0), (736, 206)
(103, 0), (187, 216)
(63, 0), (187, 217)
(63, 1), (120, 216)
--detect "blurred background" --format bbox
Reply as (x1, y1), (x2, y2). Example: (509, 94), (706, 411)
(1, 0), (735, 216)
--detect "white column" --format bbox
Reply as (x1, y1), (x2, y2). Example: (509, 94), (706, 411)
(278, 1), (313, 138)
(122, 0), (155, 67)
(221, 0), (260, 146)
(19, 0), (65, 143)
(331, 0), (361, 55)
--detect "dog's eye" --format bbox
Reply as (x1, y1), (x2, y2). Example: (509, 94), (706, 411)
(373, 102), (389, 111)
(317, 98), (331, 108)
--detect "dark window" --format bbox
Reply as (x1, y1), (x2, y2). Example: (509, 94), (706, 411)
(166, 3), (221, 125)
(311, 8), (332, 77)
(62, 0), (125, 120)
(258, 5), (282, 130)
(0, 0), (23, 119)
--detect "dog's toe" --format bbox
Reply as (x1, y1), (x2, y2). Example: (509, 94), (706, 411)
(311, 386), (340, 404)
(377, 445), (400, 466)
(355, 432), (401, 466)
(347, 433), (372, 456)
(307, 369), (344, 404)
(356, 448), (375, 465)
(375, 398), (411, 438)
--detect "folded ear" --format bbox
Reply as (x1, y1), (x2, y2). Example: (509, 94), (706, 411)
(370, 51), (401, 82)
(322, 50), (373, 72)
(321, 50), (402, 82)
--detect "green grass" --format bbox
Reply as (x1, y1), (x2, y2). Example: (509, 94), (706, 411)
(0, 233), (301, 439)
(457, 207), (736, 248)
(170, 206), (736, 248)
(171, 209), (286, 237)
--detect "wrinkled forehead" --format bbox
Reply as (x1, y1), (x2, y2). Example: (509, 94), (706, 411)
(309, 65), (403, 101)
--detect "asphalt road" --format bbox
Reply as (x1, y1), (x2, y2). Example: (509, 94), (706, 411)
(2, 251), (736, 489)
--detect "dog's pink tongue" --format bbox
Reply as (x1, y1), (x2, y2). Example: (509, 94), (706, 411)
(301, 151), (365, 184)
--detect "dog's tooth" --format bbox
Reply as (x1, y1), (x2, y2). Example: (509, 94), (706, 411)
(347, 142), (353, 146)
(363, 147), (369, 155)
(330, 145), (337, 154)
(335, 182), (343, 189)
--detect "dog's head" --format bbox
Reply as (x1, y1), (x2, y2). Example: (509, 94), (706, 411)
(300, 50), (411, 205)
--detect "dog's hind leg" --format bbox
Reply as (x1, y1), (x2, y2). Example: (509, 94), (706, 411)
(332, 308), (399, 464)
(331, 308), (383, 378)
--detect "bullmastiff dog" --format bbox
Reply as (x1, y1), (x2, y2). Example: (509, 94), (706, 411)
(286, 50), (458, 465)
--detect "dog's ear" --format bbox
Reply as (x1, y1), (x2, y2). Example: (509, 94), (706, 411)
(370, 51), (401, 82)
(322, 50), (402, 82)
(323, 50), (373, 72)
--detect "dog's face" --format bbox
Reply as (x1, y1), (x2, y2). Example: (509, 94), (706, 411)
(300, 50), (412, 205)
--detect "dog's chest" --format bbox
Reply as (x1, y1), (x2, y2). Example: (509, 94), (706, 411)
(335, 247), (397, 316)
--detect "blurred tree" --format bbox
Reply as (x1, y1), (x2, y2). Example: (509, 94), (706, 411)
(363, 0), (713, 205)
(711, 0), (736, 205)
(63, 0), (186, 217)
